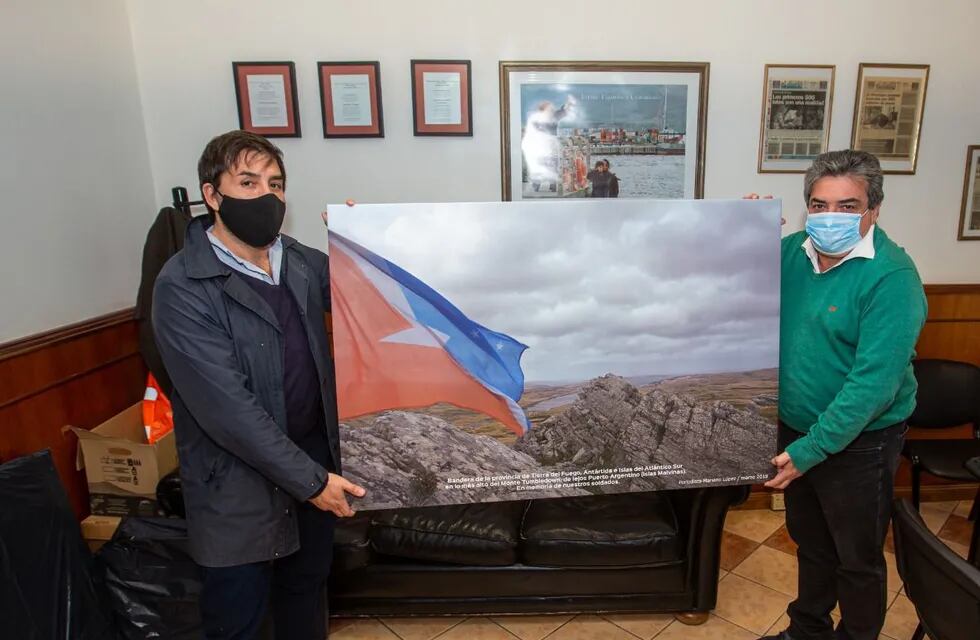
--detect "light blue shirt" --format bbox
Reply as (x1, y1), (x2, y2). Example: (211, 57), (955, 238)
(206, 226), (283, 285)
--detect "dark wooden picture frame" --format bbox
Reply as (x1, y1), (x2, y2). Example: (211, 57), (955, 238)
(232, 61), (301, 138)
(410, 60), (472, 136)
(318, 61), (384, 138)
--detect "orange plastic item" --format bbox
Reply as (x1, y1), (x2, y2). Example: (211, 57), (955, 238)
(142, 374), (174, 444)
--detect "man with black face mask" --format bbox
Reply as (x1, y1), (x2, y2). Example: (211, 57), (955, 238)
(153, 130), (365, 640)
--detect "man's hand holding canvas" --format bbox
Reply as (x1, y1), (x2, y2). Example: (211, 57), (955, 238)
(309, 473), (366, 517)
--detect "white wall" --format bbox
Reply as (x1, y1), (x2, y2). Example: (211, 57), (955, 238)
(2, 2), (972, 343)
(124, 0), (975, 285)
(0, 0), (155, 343)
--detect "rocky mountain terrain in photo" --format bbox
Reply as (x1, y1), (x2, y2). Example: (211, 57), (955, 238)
(514, 374), (776, 493)
(340, 411), (586, 510)
(341, 371), (777, 509)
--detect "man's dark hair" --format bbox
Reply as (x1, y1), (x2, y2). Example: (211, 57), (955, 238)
(197, 130), (286, 212)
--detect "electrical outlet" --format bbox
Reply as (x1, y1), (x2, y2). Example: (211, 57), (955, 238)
(770, 492), (786, 511)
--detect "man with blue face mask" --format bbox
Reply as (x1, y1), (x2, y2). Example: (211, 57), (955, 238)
(752, 149), (927, 640)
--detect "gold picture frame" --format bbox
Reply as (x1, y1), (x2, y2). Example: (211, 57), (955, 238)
(757, 64), (835, 174)
(850, 63), (930, 174)
(958, 145), (980, 241)
(499, 61), (709, 201)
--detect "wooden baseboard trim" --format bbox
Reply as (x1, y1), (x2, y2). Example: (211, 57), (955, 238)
(736, 483), (977, 511)
(894, 484), (979, 503)
(0, 308), (135, 362)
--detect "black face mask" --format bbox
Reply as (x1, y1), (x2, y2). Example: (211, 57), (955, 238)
(215, 191), (286, 248)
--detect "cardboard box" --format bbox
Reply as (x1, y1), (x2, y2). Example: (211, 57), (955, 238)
(80, 515), (121, 553)
(70, 404), (178, 517)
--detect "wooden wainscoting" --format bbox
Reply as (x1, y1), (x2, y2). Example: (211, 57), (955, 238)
(917, 284), (980, 366)
(897, 283), (980, 496)
(0, 309), (144, 518)
(742, 284), (980, 509)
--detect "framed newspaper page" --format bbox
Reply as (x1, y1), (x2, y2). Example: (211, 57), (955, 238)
(499, 61), (709, 200)
(958, 145), (980, 241)
(850, 63), (929, 174)
(757, 64), (835, 173)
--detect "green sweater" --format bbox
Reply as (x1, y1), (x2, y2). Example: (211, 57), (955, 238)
(780, 227), (927, 473)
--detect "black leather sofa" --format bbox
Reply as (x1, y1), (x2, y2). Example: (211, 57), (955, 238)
(328, 485), (749, 621)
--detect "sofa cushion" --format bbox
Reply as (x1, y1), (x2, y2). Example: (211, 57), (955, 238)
(369, 501), (525, 566)
(520, 492), (681, 567)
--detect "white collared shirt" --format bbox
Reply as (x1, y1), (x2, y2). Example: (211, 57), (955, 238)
(206, 226), (283, 285)
(802, 225), (877, 274)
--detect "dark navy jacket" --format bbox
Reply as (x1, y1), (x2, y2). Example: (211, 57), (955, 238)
(152, 215), (341, 567)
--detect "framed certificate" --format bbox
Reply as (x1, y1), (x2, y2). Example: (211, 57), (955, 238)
(499, 61), (709, 200)
(958, 145), (980, 241)
(411, 60), (472, 136)
(232, 61), (301, 138)
(758, 64), (835, 173)
(850, 63), (930, 174)
(318, 61), (384, 138)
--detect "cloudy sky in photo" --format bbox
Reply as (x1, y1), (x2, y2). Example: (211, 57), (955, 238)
(329, 199), (781, 383)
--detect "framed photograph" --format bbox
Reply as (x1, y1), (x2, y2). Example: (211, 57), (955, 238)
(318, 61), (384, 138)
(232, 61), (300, 138)
(499, 61), (709, 201)
(758, 64), (835, 173)
(850, 63), (930, 174)
(410, 60), (472, 136)
(958, 145), (980, 241)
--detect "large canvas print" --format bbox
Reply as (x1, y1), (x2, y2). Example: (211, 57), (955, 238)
(327, 199), (780, 510)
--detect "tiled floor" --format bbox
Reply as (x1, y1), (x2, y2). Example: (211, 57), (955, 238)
(329, 500), (975, 640)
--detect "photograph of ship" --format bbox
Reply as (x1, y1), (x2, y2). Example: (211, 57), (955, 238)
(519, 83), (688, 199)
(327, 198), (781, 510)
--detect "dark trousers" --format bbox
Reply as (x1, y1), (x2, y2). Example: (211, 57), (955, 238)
(199, 428), (336, 640)
(780, 421), (905, 640)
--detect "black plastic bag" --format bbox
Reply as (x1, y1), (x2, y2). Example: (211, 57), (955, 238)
(0, 450), (117, 640)
(97, 516), (275, 639)
(155, 469), (185, 519)
(96, 517), (203, 640)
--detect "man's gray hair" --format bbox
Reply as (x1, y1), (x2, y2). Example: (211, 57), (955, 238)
(804, 149), (884, 209)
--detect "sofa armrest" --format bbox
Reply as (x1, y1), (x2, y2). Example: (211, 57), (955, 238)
(333, 512), (373, 573)
(668, 485), (750, 610)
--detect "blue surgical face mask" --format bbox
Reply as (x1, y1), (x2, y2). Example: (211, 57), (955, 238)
(805, 210), (869, 257)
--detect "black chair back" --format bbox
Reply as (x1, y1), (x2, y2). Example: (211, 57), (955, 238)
(892, 498), (980, 640)
(907, 359), (980, 432)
